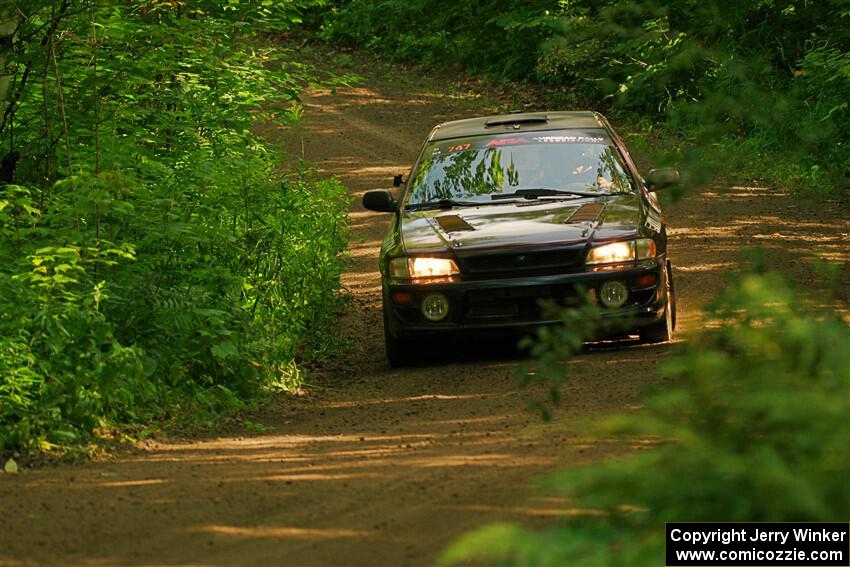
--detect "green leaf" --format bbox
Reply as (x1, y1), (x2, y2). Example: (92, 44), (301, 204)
(439, 523), (530, 566)
(211, 340), (239, 360)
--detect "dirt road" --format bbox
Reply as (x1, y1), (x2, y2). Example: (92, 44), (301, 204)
(1, 55), (847, 567)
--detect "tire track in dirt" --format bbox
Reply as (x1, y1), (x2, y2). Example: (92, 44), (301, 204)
(1, 57), (847, 567)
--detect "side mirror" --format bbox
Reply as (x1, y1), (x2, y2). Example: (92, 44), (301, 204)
(363, 189), (397, 213)
(645, 168), (680, 191)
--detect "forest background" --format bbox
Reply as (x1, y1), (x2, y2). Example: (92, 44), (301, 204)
(1, 2), (848, 565)
(1, 0), (848, 470)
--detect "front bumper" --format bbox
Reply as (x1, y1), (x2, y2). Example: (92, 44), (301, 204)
(384, 258), (667, 339)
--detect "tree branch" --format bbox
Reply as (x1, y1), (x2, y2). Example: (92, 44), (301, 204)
(0, 0), (71, 142)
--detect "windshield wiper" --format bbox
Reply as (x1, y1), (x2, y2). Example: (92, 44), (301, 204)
(405, 198), (486, 211)
(406, 189), (602, 210)
(491, 188), (601, 200)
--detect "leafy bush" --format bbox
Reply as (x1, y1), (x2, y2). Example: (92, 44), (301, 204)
(0, 1), (350, 452)
(441, 268), (850, 566)
(317, 0), (559, 79)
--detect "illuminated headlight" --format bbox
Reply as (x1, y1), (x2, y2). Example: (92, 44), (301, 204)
(389, 257), (460, 280)
(586, 239), (656, 265)
(421, 293), (450, 321)
(599, 280), (628, 308)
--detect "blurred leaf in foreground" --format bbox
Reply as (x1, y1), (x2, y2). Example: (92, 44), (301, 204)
(442, 265), (850, 566)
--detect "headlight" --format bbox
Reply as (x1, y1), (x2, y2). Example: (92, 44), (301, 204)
(586, 239), (656, 265)
(389, 257), (460, 280)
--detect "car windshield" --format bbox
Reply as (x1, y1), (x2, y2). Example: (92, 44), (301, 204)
(406, 130), (634, 206)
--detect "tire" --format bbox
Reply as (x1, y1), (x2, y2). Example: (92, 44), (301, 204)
(668, 259), (677, 330)
(383, 300), (419, 367)
(640, 260), (675, 344)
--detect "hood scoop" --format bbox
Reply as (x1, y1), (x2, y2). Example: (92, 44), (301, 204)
(566, 203), (605, 223)
(435, 214), (475, 233)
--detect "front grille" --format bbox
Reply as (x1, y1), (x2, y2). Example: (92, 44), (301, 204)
(458, 248), (584, 277)
(465, 284), (581, 321)
(392, 279), (658, 326)
(463, 285), (656, 323)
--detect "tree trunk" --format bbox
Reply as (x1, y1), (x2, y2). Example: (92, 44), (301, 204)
(0, 6), (21, 137)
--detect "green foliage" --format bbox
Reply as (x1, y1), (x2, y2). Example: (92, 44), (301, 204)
(317, 0), (561, 79)
(318, 0), (850, 196)
(0, 1), (350, 452)
(441, 267), (850, 566)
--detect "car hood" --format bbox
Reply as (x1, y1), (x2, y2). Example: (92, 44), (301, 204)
(400, 194), (642, 254)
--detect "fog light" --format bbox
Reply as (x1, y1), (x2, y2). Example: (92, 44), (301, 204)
(599, 280), (628, 308)
(421, 293), (449, 322)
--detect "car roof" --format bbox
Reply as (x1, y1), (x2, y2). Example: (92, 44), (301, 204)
(429, 111), (607, 141)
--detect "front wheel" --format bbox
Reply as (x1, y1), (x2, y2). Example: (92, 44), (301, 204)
(640, 260), (676, 344)
(383, 300), (419, 367)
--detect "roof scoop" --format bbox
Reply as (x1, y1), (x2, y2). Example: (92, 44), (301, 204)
(484, 114), (548, 128)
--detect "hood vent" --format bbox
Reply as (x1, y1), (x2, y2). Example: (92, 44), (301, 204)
(436, 214), (475, 233)
(566, 203), (604, 223)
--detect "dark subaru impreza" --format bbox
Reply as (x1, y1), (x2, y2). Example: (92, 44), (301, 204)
(362, 111), (679, 366)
